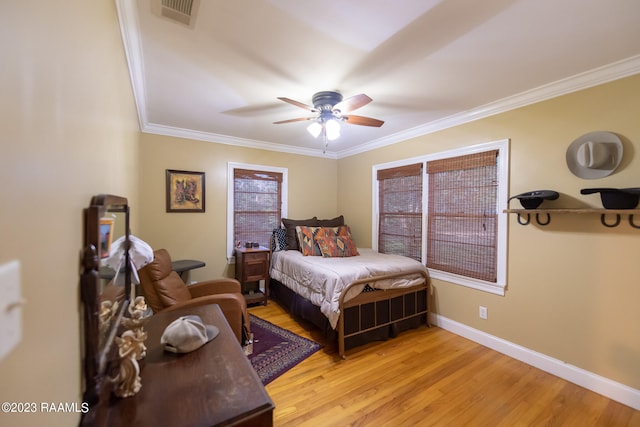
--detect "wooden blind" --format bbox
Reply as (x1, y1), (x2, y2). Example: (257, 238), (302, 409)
(377, 163), (423, 261)
(426, 150), (498, 282)
(233, 169), (282, 248)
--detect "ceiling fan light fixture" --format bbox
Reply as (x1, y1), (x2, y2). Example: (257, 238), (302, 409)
(325, 119), (341, 141)
(307, 121), (322, 138)
(276, 91), (382, 151)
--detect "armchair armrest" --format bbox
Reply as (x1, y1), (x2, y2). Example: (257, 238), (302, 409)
(162, 293), (248, 343)
(188, 278), (241, 298)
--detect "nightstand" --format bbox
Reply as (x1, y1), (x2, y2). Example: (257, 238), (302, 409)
(234, 246), (270, 305)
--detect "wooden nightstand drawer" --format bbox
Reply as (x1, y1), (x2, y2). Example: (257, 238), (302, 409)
(243, 259), (268, 281)
(244, 251), (268, 262)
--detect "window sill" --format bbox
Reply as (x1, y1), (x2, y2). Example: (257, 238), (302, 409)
(428, 269), (505, 296)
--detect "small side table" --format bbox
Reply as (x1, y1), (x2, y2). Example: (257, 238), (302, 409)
(234, 247), (270, 305)
(171, 259), (206, 282)
(99, 259), (205, 283)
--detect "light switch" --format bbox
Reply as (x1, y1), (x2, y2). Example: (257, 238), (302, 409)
(0, 260), (22, 361)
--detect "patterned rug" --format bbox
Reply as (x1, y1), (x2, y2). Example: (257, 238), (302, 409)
(248, 315), (322, 386)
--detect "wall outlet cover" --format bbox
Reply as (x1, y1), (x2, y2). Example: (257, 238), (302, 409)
(479, 306), (488, 320)
(0, 260), (22, 361)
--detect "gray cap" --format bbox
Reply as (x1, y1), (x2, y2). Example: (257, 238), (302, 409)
(160, 315), (218, 353)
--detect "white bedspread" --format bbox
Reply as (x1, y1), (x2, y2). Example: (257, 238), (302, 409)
(270, 248), (427, 329)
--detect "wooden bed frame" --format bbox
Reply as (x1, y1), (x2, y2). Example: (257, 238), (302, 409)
(337, 269), (430, 358)
(269, 265), (431, 359)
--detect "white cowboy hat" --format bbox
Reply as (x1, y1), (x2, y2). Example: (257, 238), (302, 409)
(104, 235), (153, 285)
(566, 131), (623, 179)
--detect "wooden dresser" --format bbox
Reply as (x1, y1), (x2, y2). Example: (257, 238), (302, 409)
(88, 304), (274, 426)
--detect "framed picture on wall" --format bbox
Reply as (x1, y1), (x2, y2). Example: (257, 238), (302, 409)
(166, 169), (206, 212)
(99, 217), (115, 259)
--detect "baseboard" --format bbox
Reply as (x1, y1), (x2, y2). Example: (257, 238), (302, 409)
(430, 313), (640, 410)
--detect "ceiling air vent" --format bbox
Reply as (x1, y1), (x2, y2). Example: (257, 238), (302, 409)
(161, 0), (197, 26)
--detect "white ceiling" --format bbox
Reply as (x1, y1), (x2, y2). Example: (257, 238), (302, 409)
(116, 0), (640, 159)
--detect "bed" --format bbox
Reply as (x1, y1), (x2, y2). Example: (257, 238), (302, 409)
(269, 218), (431, 358)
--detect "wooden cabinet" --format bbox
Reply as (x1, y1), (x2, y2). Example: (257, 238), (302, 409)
(235, 247), (270, 305)
(84, 304), (274, 426)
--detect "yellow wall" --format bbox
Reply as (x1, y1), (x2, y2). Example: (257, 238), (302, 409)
(2, 2), (638, 425)
(338, 75), (640, 391)
(0, 1), (139, 425)
(137, 133), (338, 279)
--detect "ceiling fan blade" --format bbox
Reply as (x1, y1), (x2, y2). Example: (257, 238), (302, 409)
(333, 94), (372, 114)
(343, 115), (384, 127)
(277, 97), (316, 112)
(273, 117), (314, 124)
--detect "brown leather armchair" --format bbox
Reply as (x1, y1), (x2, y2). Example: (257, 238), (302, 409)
(138, 249), (250, 344)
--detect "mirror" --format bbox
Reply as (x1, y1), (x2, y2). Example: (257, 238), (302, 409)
(98, 210), (126, 279)
(81, 194), (132, 407)
(97, 210), (130, 350)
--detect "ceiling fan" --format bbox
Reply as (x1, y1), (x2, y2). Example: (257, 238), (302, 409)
(273, 91), (384, 151)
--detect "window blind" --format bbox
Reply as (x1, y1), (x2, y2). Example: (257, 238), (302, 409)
(426, 150), (498, 281)
(377, 163), (423, 261)
(233, 168), (282, 248)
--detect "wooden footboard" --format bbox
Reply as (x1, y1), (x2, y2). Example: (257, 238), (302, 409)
(337, 268), (430, 359)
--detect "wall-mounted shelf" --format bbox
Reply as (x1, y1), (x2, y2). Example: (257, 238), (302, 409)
(504, 208), (640, 228)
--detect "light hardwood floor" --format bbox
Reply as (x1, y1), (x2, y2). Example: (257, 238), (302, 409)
(249, 300), (640, 427)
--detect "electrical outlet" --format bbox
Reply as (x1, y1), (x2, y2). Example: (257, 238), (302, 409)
(479, 306), (488, 320)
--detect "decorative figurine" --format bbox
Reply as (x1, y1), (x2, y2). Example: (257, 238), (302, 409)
(110, 296), (151, 397)
(121, 296), (151, 360)
(111, 330), (144, 398)
(98, 300), (119, 349)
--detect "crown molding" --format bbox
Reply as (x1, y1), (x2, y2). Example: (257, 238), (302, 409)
(116, 0), (640, 160)
(143, 56), (640, 160)
(143, 123), (337, 159)
(115, 0), (147, 131)
(337, 55), (640, 159)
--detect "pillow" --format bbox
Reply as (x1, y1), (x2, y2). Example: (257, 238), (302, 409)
(296, 225), (322, 256)
(282, 217), (318, 251)
(314, 225), (359, 258)
(271, 228), (287, 251)
(314, 227), (340, 257)
(317, 215), (344, 227)
(335, 225), (359, 257)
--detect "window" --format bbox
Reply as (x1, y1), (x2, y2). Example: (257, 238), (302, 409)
(376, 163), (423, 261)
(227, 163), (288, 259)
(426, 150), (498, 282)
(373, 140), (508, 295)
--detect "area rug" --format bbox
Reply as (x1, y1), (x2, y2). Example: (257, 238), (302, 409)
(248, 315), (322, 385)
